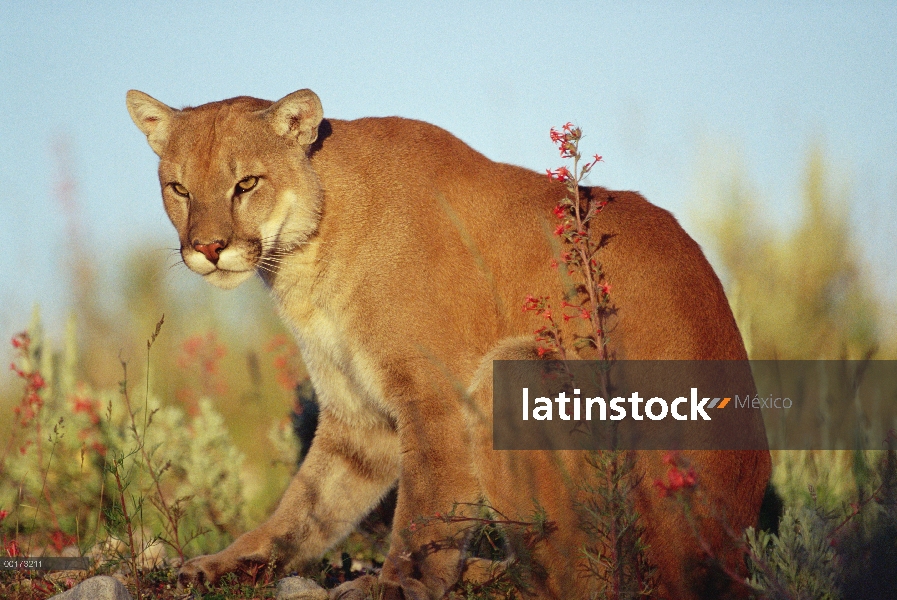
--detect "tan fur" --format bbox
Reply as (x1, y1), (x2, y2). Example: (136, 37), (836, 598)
(127, 88), (771, 599)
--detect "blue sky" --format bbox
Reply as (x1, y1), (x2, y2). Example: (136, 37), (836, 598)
(1, 1), (895, 343)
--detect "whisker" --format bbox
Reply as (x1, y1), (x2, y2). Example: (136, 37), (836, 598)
(167, 260), (190, 273)
(261, 252), (333, 267)
(258, 231), (323, 246)
(255, 263), (278, 276)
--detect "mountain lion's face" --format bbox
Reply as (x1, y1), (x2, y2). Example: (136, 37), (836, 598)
(127, 89), (324, 289)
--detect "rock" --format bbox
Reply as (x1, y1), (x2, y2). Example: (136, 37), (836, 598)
(47, 575), (133, 600)
(276, 576), (329, 600)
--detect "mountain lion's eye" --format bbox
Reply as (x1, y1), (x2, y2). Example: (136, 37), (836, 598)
(171, 183), (190, 198)
(235, 176), (258, 194)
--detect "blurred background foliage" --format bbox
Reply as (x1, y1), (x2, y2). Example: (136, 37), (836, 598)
(694, 143), (891, 362)
(1, 251), (304, 476)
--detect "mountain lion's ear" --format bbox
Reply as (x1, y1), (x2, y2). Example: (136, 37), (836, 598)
(126, 90), (175, 157)
(262, 89), (323, 148)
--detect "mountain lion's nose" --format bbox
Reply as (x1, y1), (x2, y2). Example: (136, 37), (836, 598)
(193, 240), (227, 264)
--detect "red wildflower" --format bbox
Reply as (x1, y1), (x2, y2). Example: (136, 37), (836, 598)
(72, 396), (101, 425)
(654, 465), (697, 497)
(91, 441), (107, 457)
(523, 295), (542, 312)
(32, 580), (55, 596)
(71, 397), (95, 414)
(554, 222), (571, 237)
(668, 468), (685, 489)
(11, 332), (28, 350)
(265, 334), (289, 351)
(50, 530), (75, 553)
(546, 166), (572, 183)
(0, 509), (7, 522)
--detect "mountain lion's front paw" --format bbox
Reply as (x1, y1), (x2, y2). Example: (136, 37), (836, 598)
(177, 553), (234, 590)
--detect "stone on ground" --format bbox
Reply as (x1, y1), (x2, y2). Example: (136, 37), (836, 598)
(47, 575), (132, 600)
(276, 576), (329, 600)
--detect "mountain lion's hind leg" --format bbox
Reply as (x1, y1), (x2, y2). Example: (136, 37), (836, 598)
(178, 409), (400, 589)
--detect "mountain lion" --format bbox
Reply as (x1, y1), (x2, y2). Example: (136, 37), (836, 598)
(126, 88), (770, 599)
